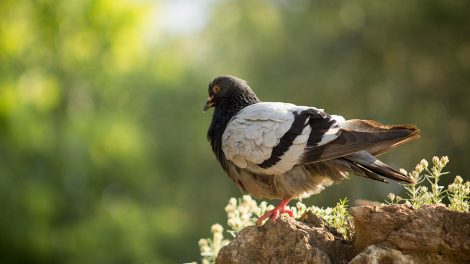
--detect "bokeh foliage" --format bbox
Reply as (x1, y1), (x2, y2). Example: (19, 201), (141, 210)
(0, 0), (468, 263)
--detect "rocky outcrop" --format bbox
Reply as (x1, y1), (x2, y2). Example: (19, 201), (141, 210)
(216, 211), (354, 264)
(215, 205), (470, 264)
(350, 205), (470, 264)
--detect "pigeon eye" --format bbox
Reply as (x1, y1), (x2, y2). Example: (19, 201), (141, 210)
(213, 85), (221, 94)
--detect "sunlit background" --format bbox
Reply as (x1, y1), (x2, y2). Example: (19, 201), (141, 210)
(0, 0), (469, 263)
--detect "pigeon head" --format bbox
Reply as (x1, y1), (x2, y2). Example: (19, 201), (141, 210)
(205, 75), (261, 170)
(203, 75), (260, 112)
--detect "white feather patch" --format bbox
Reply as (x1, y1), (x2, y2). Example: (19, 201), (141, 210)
(222, 102), (323, 175)
(313, 114), (344, 146)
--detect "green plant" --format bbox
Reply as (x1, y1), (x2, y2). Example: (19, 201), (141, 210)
(447, 175), (470, 212)
(387, 156), (469, 212)
(224, 195), (268, 236)
(198, 224), (230, 264)
(309, 198), (353, 239)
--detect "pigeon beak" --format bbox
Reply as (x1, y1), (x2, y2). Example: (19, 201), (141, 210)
(203, 96), (215, 112)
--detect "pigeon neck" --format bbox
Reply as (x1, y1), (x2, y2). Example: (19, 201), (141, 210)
(208, 94), (259, 170)
(218, 91), (260, 118)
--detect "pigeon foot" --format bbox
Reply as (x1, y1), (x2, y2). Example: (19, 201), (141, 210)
(256, 199), (293, 226)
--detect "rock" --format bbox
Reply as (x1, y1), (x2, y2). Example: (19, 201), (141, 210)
(350, 245), (413, 264)
(215, 211), (355, 264)
(350, 205), (470, 264)
(216, 205), (470, 264)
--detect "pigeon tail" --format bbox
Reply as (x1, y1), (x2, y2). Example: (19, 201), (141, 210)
(344, 151), (413, 184)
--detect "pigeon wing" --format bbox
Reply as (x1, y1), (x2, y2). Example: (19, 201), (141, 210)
(300, 119), (420, 164)
(222, 102), (342, 175)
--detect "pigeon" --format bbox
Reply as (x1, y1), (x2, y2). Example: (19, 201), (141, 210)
(204, 75), (420, 226)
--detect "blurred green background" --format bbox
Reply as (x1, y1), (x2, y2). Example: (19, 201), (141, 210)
(0, 0), (469, 263)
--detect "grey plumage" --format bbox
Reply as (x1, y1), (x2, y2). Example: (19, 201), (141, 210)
(205, 75), (420, 202)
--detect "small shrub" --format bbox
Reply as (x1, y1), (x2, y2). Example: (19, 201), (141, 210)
(309, 198), (353, 239)
(387, 156), (469, 212)
(447, 175), (470, 212)
(198, 224), (230, 264)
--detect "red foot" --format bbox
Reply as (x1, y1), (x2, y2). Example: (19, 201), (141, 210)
(256, 199), (293, 226)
